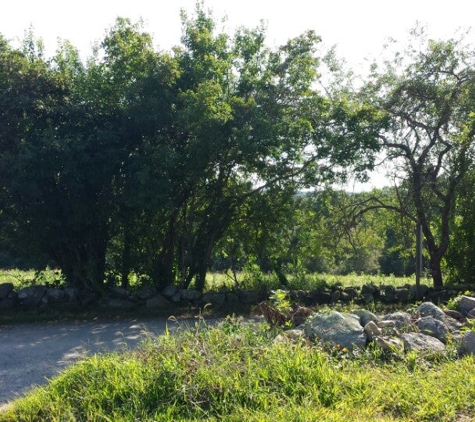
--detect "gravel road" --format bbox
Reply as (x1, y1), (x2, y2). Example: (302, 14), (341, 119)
(0, 316), (199, 406)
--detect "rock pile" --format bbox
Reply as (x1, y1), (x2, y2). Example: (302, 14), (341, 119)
(283, 298), (475, 356)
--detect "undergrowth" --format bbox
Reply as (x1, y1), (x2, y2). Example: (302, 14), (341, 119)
(2, 317), (474, 421)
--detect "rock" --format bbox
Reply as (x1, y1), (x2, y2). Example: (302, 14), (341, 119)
(0, 283), (14, 300)
(410, 284), (429, 299)
(238, 290), (261, 304)
(304, 311), (366, 349)
(311, 290), (332, 305)
(361, 293), (374, 304)
(170, 292), (181, 303)
(331, 290), (341, 302)
(381, 285), (396, 303)
(443, 309), (465, 322)
(427, 290), (457, 304)
(146, 294), (172, 309)
(225, 292), (240, 305)
(44, 288), (67, 305)
(401, 332), (446, 353)
(381, 312), (412, 330)
(468, 309), (475, 319)
(374, 336), (405, 353)
(458, 296), (475, 314)
(377, 320), (396, 329)
(353, 309), (379, 327)
(362, 284), (378, 295)
(343, 287), (359, 300)
(417, 302), (462, 332)
(459, 331), (475, 356)
(110, 287), (129, 299)
(0, 296), (17, 310)
(162, 285), (178, 299)
(201, 292), (226, 308)
(17, 286), (47, 307)
(395, 288), (411, 303)
(179, 289), (201, 302)
(364, 321), (382, 341)
(284, 329), (305, 341)
(106, 298), (137, 309)
(415, 316), (449, 343)
(64, 287), (79, 302)
(135, 285), (158, 300)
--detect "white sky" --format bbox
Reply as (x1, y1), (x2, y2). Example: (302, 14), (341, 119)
(1, 0), (474, 190)
(1, 0), (473, 66)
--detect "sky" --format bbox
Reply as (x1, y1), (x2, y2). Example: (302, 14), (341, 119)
(1, 0), (474, 189)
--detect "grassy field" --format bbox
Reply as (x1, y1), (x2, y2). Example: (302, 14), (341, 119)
(1, 317), (473, 421)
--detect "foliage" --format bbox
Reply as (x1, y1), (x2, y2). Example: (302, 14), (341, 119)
(362, 28), (475, 287)
(2, 317), (475, 421)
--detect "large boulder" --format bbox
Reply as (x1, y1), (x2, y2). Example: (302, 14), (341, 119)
(180, 289), (201, 302)
(417, 302), (461, 332)
(458, 296), (475, 315)
(459, 331), (475, 356)
(17, 286), (47, 307)
(353, 309), (379, 327)
(146, 294), (173, 310)
(415, 316), (449, 343)
(135, 285), (158, 300)
(0, 283), (14, 300)
(304, 311), (366, 349)
(401, 332), (446, 353)
(381, 312), (412, 330)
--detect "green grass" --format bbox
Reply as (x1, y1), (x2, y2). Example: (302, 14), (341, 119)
(2, 317), (474, 421)
(205, 271), (417, 292)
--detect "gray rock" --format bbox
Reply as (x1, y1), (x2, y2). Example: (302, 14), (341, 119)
(0, 283), (14, 300)
(238, 290), (261, 304)
(364, 321), (382, 341)
(225, 292), (240, 305)
(331, 290), (341, 302)
(353, 309), (379, 327)
(146, 294), (172, 309)
(459, 331), (475, 355)
(443, 309), (465, 322)
(395, 288), (411, 303)
(401, 332), (446, 353)
(110, 287), (129, 299)
(0, 296), (17, 310)
(17, 286), (47, 307)
(381, 312), (412, 330)
(458, 296), (475, 314)
(284, 329), (305, 341)
(304, 311), (366, 349)
(201, 292), (226, 308)
(377, 320), (396, 329)
(179, 289), (201, 302)
(468, 309), (475, 319)
(417, 302), (462, 332)
(374, 336), (405, 353)
(44, 288), (67, 304)
(170, 292), (181, 303)
(344, 287), (359, 299)
(64, 287), (79, 302)
(162, 285), (178, 299)
(135, 285), (158, 300)
(106, 298), (137, 309)
(410, 284), (429, 299)
(381, 285), (396, 303)
(361, 293), (374, 304)
(415, 316), (449, 343)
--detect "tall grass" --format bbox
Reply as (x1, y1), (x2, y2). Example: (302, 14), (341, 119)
(2, 317), (474, 421)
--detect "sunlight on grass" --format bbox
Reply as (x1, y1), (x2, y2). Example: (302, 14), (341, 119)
(2, 317), (474, 421)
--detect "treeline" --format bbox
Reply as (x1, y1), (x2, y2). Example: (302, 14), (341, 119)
(1, 4), (475, 292)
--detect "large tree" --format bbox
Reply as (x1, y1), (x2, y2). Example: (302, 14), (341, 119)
(363, 30), (475, 287)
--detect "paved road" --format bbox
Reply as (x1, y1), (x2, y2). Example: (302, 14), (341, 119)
(0, 316), (199, 405)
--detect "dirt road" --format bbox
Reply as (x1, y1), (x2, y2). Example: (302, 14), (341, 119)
(0, 316), (198, 406)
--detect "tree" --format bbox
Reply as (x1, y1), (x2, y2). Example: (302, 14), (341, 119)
(363, 29), (475, 287)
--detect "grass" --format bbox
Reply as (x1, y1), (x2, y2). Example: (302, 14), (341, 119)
(205, 271), (418, 292)
(1, 317), (474, 421)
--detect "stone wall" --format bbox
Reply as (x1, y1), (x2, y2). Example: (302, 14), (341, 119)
(0, 281), (474, 313)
